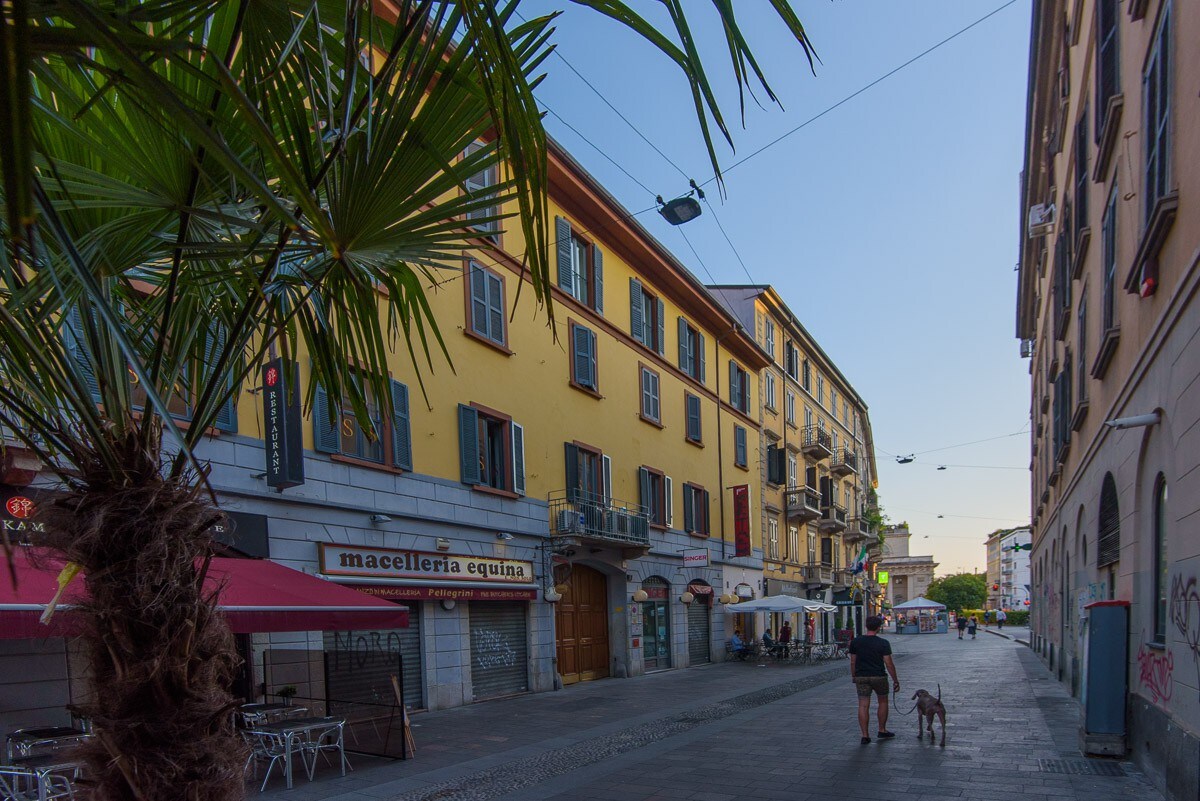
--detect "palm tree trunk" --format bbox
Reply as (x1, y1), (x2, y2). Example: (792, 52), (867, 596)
(45, 470), (247, 801)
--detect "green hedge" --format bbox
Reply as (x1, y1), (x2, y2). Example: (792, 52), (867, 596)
(957, 609), (1030, 626)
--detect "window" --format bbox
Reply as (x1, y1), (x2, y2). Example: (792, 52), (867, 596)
(639, 466), (671, 526)
(1077, 298), (1088, 403)
(767, 517), (779, 560)
(817, 375), (825, 407)
(629, 278), (663, 353)
(729, 361), (750, 414)
(1094, 0), (1120, 140)
(640, 366), (661, 425)
(570, 322), (598, 393)
(842, 399), (849, 425)
(467, 262), (506, 347)
(832, 431), (839, 454)
(788, 525), (800, 563)
(677, 318), (705, 382)
(785, 342), (799, 380)
(1153, 476), (1168, 642)
(785, 389), (796, 425)
(804, 405), (813, 430)
(555, 217), (603, 313)
(564, 442), (604, 502)
(764, 372), (777, 411)
(458, 403), (524, 495)
(831, 388), (838, 415)
(802, 358), (811, 391)
(682, 483), (710, 535)
(1102, 183), (1118, 331)
(1144, 4), (1172, 224)
(734, 425), (747, 468)
(764, 319), (776, 359)
(685, 393), (702, 444)
(1074, 111), (1089, 235)
(1097, 472), (1120, 567)
(787, 453), (798, 488)
(807, 530), (816, 564)
(314, 377), (412, 471)
(463, 141), (499, 239)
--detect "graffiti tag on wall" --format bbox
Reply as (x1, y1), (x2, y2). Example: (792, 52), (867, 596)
(471, 627), (518, 669)
(1170, 574), (1200, 699)
(1137, 639), (1173, 705)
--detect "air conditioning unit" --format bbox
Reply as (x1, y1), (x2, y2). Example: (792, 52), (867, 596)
(605, 509), (633, 537)
(556, 509), (584, 535)
(1027, 203), (1056, 237)
(1020, 339), (1035, 358)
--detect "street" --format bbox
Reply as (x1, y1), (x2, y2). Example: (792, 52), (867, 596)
(267, 629), (1161, 801)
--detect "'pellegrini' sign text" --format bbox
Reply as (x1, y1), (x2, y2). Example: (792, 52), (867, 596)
(319, 544), (532, 584)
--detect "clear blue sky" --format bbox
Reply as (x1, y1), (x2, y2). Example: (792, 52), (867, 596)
(522, 0), (1033, 574)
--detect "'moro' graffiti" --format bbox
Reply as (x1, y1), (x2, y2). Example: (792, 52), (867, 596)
(1137, 640), (1173, 705)
(1170, 574), (1200, 698)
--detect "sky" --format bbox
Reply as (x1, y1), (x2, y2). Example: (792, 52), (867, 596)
(520, 0), (1034, 575)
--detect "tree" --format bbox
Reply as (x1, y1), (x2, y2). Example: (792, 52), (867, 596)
(0, 2), (816, 798)
(926, 573), (987, 614)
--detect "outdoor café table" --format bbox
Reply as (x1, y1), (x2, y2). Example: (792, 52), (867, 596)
(239, 703), (309, 727)
(249, 716), (344, 790)
(11, 752), (81, 801)
(5, 727), (88, 762)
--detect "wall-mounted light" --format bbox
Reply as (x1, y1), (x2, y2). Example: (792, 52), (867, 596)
(680, 591), (695, 605)
(632, 589), (649, 603)
(436, 537), (451, 551)
(440, 599), (456, 611)
(496, 532), (514, 541)
(1103, 411), (1160, 430)
(544, 588), (562, 603)
(369, 514), (392, 524)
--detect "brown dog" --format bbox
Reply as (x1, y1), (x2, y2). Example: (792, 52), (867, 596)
(909, 685), (946, 746)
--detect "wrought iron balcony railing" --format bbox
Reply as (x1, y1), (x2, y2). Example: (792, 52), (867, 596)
(548, 490), (650, 546)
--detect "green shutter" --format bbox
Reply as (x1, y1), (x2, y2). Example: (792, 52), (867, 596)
(735, 426), (746, 466)
(391, 380), (412, 470)
(64, 307), (101, 402)
(638, 466), (651, 515)
(683, 484), (694, 532)
(592, 244), (604, 315)
(564, 443), (580, 501)
(656, 298), (665, 356)
(458, 404), (480, 485)
(573, 325), (593, 388)
(678, 317), (689, 373)
(729, 361), (738, 408)
(698, 332), (706, 384)
(313, 385), (340, 454)
(686, 394), (701, 441)
(512, 422), (525, 496)
(602, 454), (612, 503)
(664, 474), (673, 527)
(470, 264), (489, 336)
(629, 278), (644, 344)
(556, 217), (573, 291)
(702, 490), (710, 534)
(205, 326), (238, 432)
(486, 272), (504, 344)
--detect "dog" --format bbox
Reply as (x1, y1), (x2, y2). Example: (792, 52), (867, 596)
(908, 685), (946, 746)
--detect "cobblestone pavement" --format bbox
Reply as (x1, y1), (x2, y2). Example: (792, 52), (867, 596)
(263, 631), (1161, 801)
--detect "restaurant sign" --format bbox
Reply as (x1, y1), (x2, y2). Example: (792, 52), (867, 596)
(732, 485), (751, 557)
(262, 358), (304, 489)
(319, 544), (533, 584)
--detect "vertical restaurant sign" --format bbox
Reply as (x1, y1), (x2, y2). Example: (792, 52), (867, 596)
(732, 484), (751, 557)
(262, 358), (304, 489)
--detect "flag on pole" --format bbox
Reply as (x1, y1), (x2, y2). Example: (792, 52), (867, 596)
(850, 545), (869, 575)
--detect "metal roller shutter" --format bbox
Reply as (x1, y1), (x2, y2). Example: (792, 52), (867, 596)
(470, 602), (529, 700)
(687, 599), (711, 664)
(323, 602), (423, 712)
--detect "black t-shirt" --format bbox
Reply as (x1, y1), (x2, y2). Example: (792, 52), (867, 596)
(849, 634), (892, 677)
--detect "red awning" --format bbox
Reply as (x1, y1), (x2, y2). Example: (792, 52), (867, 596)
(0, 548), (408, 639)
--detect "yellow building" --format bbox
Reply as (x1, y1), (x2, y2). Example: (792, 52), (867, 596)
(708, 286), (878, 638)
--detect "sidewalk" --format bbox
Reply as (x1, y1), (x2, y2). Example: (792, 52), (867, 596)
(984, 624), (1032, 646)
(262, 632), (1160, 801)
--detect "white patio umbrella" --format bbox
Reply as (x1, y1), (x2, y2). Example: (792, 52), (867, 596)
(725, 594), (835, 613)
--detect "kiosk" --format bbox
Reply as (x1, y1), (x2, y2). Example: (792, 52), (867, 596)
(891, 596), (948, 634)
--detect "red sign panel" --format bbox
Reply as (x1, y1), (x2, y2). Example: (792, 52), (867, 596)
(733, 484), (751, 557)
(642, 586), (669, 600)
(355, 584), (537, 602)
(5, 496), (34, 519)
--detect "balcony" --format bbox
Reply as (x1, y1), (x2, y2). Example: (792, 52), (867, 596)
(830, 448), (857, 477)
(548, 490), (650, 554)
(799, 563), (834, 586)
(831, 568), (852, 587)
(785, 485), (822, 522)
(818, 503), (847, 533)
(845, 517), (873, 543)
(801, 426), (832, 460)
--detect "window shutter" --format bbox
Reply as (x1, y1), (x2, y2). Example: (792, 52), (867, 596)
(564, 443), (580, 501)
(313, 385), (341, 454)
(203, 326), (239, 432)
(65, 307), (101, 401)
(512, 422), (525, 496)
(735, 426), (747, 467)
(698, 332), (706, 384)
(573, 326), (593, 388)
(729, 361), (739, 408)
(602, 454), (612, 503)
(556, 217), (573, 291)
(678, 317), (689, 373)
(390, 380), (412, 470)
(766, 446), (784, 485)
(470, 265), (489, 337)
(664, 475), (673, 527)
(686, 394), (701, 441)
(486, 272), (504, 344)
(592, 245), (604, 315)
(629, 278), (644, 344)
(702, 490), (710, 534)
(458, 404), (480, 485)
(806, 465), (817, 489)
(656, 298), (665, 356)
(683, 485), (695, 533)
(639, 466), (651, 513)
(820, 476), (831, 506)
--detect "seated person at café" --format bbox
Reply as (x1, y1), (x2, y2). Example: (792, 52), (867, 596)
(762, 629), (786, 658)
(730, 630), (751, 659)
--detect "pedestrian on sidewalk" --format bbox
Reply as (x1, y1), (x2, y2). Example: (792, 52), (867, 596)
(968, 615), (978, 639)
(849, 615), (900, 745)
(779, 621), (793, 658)
(997, 609), (1007, 630)
(956, 615), (967, 639)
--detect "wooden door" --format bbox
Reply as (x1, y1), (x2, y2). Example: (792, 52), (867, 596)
(556, 565), (610, 685)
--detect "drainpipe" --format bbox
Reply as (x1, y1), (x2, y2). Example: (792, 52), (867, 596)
(714, 324), (742, 564)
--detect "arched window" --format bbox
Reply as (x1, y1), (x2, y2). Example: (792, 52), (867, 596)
(1097, 473), (1120, 567)
(1154, 476), (1168, 642)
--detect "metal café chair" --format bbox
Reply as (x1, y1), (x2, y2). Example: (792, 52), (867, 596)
(0, 765), (75, 801)
(298, 720), (351, 781)
(241, 730), (290, 793)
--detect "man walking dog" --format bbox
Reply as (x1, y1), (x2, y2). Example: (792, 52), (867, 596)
(849, 615), (900, 744)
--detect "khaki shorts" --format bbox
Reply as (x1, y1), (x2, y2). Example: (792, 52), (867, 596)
(854, 676), (889, 697)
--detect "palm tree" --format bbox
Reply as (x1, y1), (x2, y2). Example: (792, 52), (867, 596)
(0, 2), (815, 798)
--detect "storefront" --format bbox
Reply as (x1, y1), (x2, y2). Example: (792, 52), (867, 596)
(639, 577), (672, 670)
(318, 543), (541, 706)
(686, 581), (713, 665)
